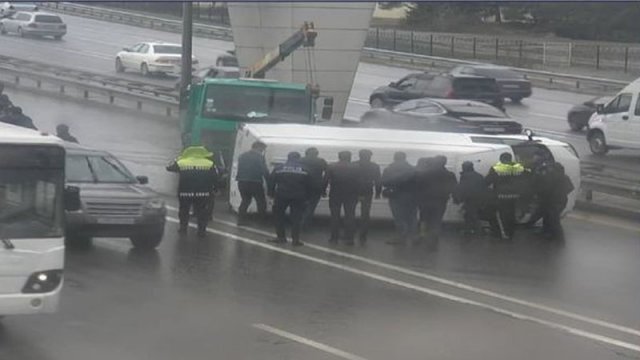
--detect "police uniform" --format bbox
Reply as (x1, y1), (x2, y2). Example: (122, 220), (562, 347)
(485, 160), (525, 240)
(167, 146), (218, 236)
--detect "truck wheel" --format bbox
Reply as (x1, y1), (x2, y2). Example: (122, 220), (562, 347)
(0, 24), (6, 35)
(568, 118), (584, 131)
(370, 97), (385, 108)
(130, 227), (164, 250)
(115, 58), (124, 73)
(141, 63), (150, 77)
(510, 97), (523, 103)
(588, 131), (608, 155)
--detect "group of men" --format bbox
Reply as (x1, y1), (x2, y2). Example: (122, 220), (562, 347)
(169, 140), (574, 246)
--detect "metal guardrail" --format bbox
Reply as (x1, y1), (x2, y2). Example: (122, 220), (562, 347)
(38, 2), (628, 95)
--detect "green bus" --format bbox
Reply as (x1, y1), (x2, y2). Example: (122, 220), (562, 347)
(183, 77), (332, 169)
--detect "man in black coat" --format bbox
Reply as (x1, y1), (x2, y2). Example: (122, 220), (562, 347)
(454, 161), (488, 236)
(56, 124), (79, 143)
(538, 162), (574, 240)
(323, 151), (361, 245)
(235, 141), (269, 224)
(381, 151), (417, 245)
(0, 107), (36, 130)
(354, 149), (381, 243)
(415, 155), (457, 243)
(300, 147), (328, 227)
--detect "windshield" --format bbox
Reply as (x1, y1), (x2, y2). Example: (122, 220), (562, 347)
(153, 45), (181, 54)
(446, 104), (507, 118)
(66, 154), (136, 183)
(473, 68), (523, 79)
(202, 84), (310, 123)
(34, 15), (62, 23)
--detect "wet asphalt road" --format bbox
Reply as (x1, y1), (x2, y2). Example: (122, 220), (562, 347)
(1, 89), (639, 360)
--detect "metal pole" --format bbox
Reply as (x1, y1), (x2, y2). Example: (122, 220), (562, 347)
(518, 40), (523, 66)
(567, 42), (572, 67)
(430, 34), (433, 55)
(410, 31), (414, 53)
(450, 36), (455, 57)
(596, 45), (600, 70)
(179, 2), (193, 112)
(624, 47), (629, 73)
(393, 29), (397, 51)
(495, 38), (499, 60)
(472, 37), (476, 59)
(542, 42), (546, 66)
(376, 28), (379, 49)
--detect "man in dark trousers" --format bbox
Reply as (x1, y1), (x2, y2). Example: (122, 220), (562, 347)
(454, 161), (488, 236)
(300, 147), (328, 227)
(56, 124), (79, 143)
(166, 146), (218, 237)
(485, 152), (525, 240)
(354, 149), (381, 243)
(235, 141), (269, 225)
(538, 162), (574, 240)
(382, 151), (417, 245)
(0, 106), (36, 130)
(415, 155), (457, 243)
(323, 151), (360, 245)
(268, 151), (312, 246)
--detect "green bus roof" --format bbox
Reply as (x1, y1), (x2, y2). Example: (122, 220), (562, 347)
(201, 78), (307, 91)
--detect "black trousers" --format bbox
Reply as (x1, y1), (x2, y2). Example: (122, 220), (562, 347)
(419, 200), (448, 241)
(178, 196), (210, 231)
(357, 193), (373, 239)
(273, 196), (306, 242)
(541, 201), (564, 239)
(495, 199), (517, 239)
(238, 181), (267, 219)
(462, 201), (481, 234)
(301, 192), (322, 226)
(329, 194), (358, 241)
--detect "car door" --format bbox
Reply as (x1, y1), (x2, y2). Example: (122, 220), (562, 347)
(601, 93), (632, 147)
(386, 75), (419, 105)
(3, 12), (22, 32)
(621, 94), (640, 149)
(121, 43), (142, 67)
(132, 43), (150, 69)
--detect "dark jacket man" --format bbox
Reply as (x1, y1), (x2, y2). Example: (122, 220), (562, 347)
(268, 151), (312, 246)
(323, 151), (361, 244)
(56, 124), (78, 143)
(485, 152), (525, 240)
(538, 162), (574, 239)
(235, 141), (269, 223)
(381, 151), (417, 244)
(415, 155), (457, 242)
(167, 146), (218, 237)
(353, 149), (381, 242)
(300, 147), (328, 226)
(0, 107), (36, 130)
(454, 161), (488, 235)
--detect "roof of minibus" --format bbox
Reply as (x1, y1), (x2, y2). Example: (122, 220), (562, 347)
(0, 122), (63, 146)
(201, 77), (307, 90)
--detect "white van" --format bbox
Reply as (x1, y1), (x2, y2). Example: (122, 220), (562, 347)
(0, 123), (77, 316)
(230, 124), (580, 223)
(587, 79), (640, 155)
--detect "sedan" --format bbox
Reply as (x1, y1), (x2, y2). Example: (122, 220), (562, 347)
(567, 95), (612, 131)
(64, 144), (166, 250)
(0, 2), (38, 18)
(450, 64), (532, 103)
(115, 41), (199, 77)
(350, 98), (522, 134)
(0, 11), (66, 39)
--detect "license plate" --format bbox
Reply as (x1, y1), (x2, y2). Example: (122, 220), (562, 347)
(96, 218), (135, 225)
(484, 127), (505, 133)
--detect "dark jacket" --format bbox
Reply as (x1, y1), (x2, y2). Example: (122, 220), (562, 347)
(300, 156), (327, 195)
(166, 147), (218, 198)
(269, 160), (312, 200)
(354, 160), (382, 197)
(236, 150), (269, 183)
(58, 133), (78, 143)
(323, 161), (361, 198)
(381, 160), (416, 198)
(539, 165), (574, 208)
(416, 166), (457, 203)
(0, 114), (37, 130)
(454, 170), (487, 204)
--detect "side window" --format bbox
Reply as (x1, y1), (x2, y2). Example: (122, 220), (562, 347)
(139, 44), (150, 53)
(414, 78), (433, 91)
(635, 95), (640, 116)
(605, 93), (632, 114)
(461, 67), (475, 75)
(17, 13), (30, 21)
(129, 43), (143, 52)
(429, 77), (452, 94)
(408, 104), (443, 115)
(396, 76), (418, 89)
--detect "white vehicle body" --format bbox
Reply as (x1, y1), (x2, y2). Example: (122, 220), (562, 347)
(587, 78), (640, 155)
(0, 123), (66, 316)
(115, 41), (199, 76)
(0, 11), (66, 39)
(230, 124), (580, 222)
(0, 2), (38, 18)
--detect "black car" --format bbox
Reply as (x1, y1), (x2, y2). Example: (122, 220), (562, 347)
(174, 65), (240, 90)
(450, 65), (532, 103)
(349, 98), (522, 134)
(567, 95), (612, 131)
(369, 72), (504, 110)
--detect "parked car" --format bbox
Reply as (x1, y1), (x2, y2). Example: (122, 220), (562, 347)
(350, 98), (522, 134)
(64, 144), (166, 250)
(369, 72), (504, 110)
(0, 2), (38, 18)
(216, 51), (238, 67)
(450, 64), (532, 103)
(0, 11), (65, 39)
(173, 65), (240, 91)
(115, 41), (199, 77)
(567, 95), (612, 131)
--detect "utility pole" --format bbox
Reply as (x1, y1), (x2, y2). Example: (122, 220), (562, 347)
(179, 2), (193, 111)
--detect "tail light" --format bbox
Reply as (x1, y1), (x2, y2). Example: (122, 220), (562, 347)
(22, 270), (63, 294)
(445, 89), (456, 98)
(28, 23), (38, 28)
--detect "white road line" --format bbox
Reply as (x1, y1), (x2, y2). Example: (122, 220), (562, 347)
(252, 323), (369, 360)
(166, 217), (640, 353)
(527, 112), (567, 120)
(165, 205), (640, 338)
(567, 213), (640, 233)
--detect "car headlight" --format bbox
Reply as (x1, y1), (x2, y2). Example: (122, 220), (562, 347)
(144, 199), (165, 210)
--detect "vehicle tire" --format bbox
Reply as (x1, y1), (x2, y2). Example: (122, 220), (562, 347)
(568, 118), (584, 132)
(115, 57), (124, 73)
(510, 97), (523, 103)
(54, 35), (63, 40)
(17, 27), (23, 37)
(141, 63), (150, 77)
(370, 97), (385, 108)
(0, 24), (6, 35)
(588, 131), (608, 155)
(130, 227), (164, 250)
(66, 235), (92, 250)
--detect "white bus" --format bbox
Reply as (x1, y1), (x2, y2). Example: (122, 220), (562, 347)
(0, 123), (78, 316)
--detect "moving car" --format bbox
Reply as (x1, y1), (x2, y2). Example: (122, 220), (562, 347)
(115, 41), (199, 77)
(0, 11), (66, 39)
(450, 64), (532, 102)
(369, 72), (504, 110)
(567, 95), (611, 131)
(0, 2), (38, 18)
(64, 144), (166, 250)
(173, 65), (240, 91)
(352, 98), (522, 134)
(587, 80), (640, 155)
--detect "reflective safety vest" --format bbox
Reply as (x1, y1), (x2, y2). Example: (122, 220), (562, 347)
(489, 161), (526, 199)
(492, 162), (525, 176)
(170, 146), (217, 198)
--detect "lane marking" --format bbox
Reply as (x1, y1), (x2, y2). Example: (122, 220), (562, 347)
(253, 323), (369, 360)
(567, 213), (640, 233)
(165, 205), (640, 338)
(167, 217), (640, 353)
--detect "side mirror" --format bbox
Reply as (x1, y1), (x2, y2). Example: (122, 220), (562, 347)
(64, 186), (81, 211)
(122, 47), (131, 52)
(389, 82), (397, 88)
(136, 176), (149, 185)
(321, 97), (334, 121)
(596, 104), (604, 114)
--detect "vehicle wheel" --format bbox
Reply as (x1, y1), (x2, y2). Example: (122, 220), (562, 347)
(370, 97), (385, 108)
(17, 27), (23, 37)
(568, 119), (584, 132)
(588, 131), (608, 155)
(510, 97), (523, 103)
(66, 235), (92, 249)
(140, 63), (150, 77)
(115, 57), (124, 73)
(0, 25), (6, 35)
(54, 35), (63, 40)
(130, 227), (164, 250)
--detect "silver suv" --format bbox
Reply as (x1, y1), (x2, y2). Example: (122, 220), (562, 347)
(0, 11), (66, 39)
(64, 144), (166, 250)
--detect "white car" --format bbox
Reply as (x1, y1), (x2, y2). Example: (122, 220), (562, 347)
(0, 11), (66, 39)
(0, 2), (38, 18)
(115, 41), (199, 77)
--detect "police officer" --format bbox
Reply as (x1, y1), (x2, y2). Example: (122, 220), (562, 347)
(56, 124), (79, 143)
(235, 141), (269, 224)
(323, 151), (360, 245)
(415, 155), (457, 243)
(354, 149), (381, 244)
(539, 162), (574, 239)
(454, 161), (488, 236)
(381, 151), (417, 245)
(166, 146), (218, 237)
(485, 152), (525, 240)
(268, 151), (312, 246)
(0, 106), (36, 130)
(300, 147), (328, 227)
